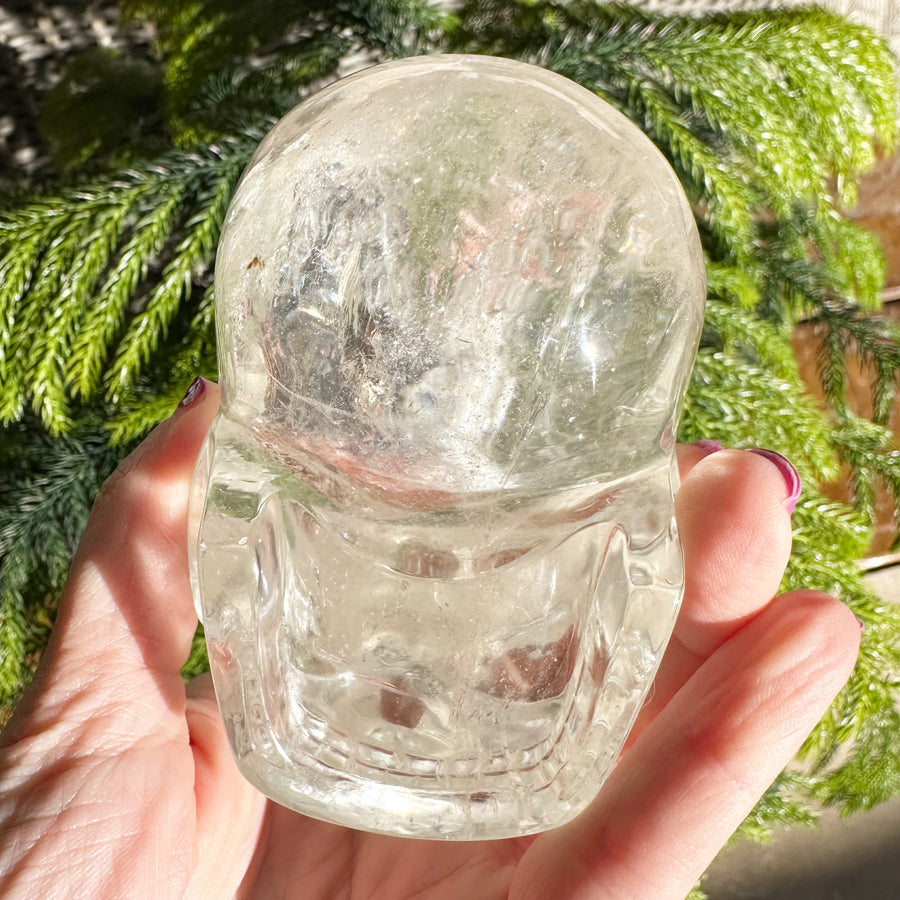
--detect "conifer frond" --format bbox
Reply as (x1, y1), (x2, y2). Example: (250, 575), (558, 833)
(751, 212), (897, 431)
(832, 415), (900, 518)
(108, 151), (242, 399)
(641, 10), (896, 207)
(457, 1), (897, 272)
(704, 263), (760, 311)
(757, 205), (888, 320)
(788, 496), (872, 580)
(811, 311), (900, 425)
(809, 212), (887, 312)
(701, 298), (798, 381)
(29, 203), (133, 431)
(0, 139), (255, 430)
(752, 9), (899, 183)
(606, 78), (759, 260)
(800, 576), (900, 809)
(0, 418), (119, 706)
(122, 0), (458, 141)
(335, 0), (461, 57)
(70, 178), (190, 399)
(108, 285), (218, 444)
(782, 503), (900, 812)
(735, 773), (819, 844)
(811, 707), (900, 815)
(181, 625), (209, 679)
(683, 349), (839, 483)
(107, 391), (188, 446)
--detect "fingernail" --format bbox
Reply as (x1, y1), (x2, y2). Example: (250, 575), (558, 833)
(857, 618), (865, 632)
(692, 439), (724, 456)
(748, 448), (802, 514)
(178, 376), (207, 410)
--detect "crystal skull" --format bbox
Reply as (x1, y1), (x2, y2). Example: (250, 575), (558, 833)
(190, 54), (706, 840)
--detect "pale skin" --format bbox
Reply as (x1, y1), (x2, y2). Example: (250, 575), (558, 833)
(0, 381), (860, 900)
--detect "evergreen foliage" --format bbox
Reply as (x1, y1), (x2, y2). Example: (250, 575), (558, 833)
(0, 415), (121, 726)
(1, 0), (899, 888)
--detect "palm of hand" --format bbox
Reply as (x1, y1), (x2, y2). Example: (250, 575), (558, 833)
(0, 385), (858, 900)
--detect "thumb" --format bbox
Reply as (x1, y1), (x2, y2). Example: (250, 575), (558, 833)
(36, 379), (221, 703)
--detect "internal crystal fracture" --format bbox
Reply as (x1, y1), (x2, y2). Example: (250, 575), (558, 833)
(190, 54), (706, 840)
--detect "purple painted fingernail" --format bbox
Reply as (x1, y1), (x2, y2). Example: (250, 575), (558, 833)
(178, 376), (207, 410)
(858, 618), (865, 632)
(692, 439), (724, 455)
(748, 448), (802, 514)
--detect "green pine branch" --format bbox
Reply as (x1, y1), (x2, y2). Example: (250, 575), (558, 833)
(0, 417), (120, 710)
(456, 2), (897, 253)
(831, 415), (900, 521)
(107, 283), (218, 446)
(70, 175), (191, 399)
(811, 707), (900, 815)
(120, 0), (459, 143)
(0, 139), (256, 432)
(725, 772), (821, 860)
(617, 79), (760, 262)
(683, 349), (840, 484)
(815, 312), (900, 425)
(108, 149), (242, 399)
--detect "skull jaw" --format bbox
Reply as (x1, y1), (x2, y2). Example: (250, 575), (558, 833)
(191, 420), (683, 839)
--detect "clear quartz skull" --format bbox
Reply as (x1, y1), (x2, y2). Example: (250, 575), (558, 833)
(190, 54), (706, 840)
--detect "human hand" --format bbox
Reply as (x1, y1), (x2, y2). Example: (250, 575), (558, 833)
(0, 379), (860, 899)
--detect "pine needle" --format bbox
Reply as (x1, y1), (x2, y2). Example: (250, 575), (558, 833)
(108, 149), (242, 399)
